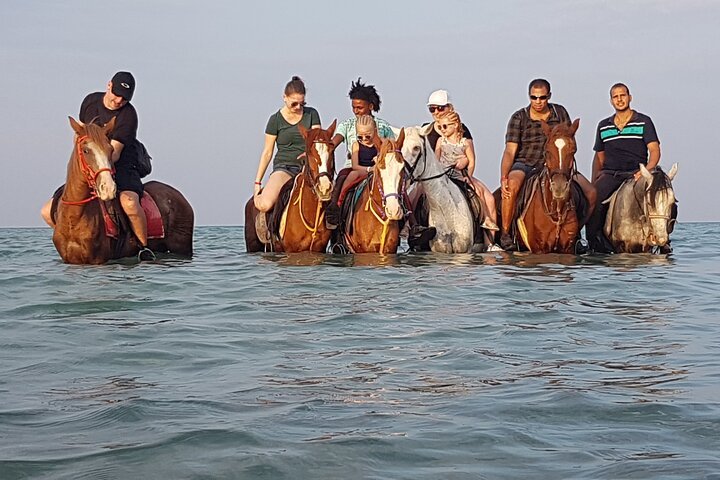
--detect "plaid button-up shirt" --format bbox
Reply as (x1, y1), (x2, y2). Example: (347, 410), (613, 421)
(505, 103), (570, 167)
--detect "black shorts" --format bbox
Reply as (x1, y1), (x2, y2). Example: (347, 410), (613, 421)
(115, 164), (144, 197)
(510, 161), (540, 176)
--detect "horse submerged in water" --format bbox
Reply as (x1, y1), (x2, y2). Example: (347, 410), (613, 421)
(515, 119), (582, 254)
(400, 125), (486, 253)
(244, 121), (337, 253)
(340, 132), (407, 254)
(604, 163), (678, 253)
(51, 117), (194, 264)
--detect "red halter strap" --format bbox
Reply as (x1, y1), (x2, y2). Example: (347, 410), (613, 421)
(61, 134), (115, 205)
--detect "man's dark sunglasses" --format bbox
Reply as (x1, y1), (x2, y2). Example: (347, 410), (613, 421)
(529, 95), (550, 101)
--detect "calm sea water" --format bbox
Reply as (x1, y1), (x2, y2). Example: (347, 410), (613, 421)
(1, 224), (719, 479)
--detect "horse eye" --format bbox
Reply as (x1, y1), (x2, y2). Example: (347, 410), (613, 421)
(83, 148), (90, 154)
(413, 146), (420, 153)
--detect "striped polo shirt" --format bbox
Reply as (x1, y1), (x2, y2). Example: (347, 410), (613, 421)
(593, 111), (659, 172)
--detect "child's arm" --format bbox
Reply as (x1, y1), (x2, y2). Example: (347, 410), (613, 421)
(460, 139), (475, 174)
(350, 142), (367, 173)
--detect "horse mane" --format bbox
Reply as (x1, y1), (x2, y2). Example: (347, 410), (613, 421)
(376, 137), (401, 168)
(646, 166), (673, 208)
(79, 121), (111, 147)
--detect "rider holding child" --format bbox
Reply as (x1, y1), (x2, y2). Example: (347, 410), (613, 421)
(435, 110), (500, 235)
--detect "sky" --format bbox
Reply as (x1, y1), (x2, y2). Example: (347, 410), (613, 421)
(1, 0), (718, 227)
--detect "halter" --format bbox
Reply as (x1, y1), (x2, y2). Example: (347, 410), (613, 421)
(61, 135), (115, 205)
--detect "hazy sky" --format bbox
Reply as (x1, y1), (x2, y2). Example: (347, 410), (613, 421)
(1, 0), (717, 227)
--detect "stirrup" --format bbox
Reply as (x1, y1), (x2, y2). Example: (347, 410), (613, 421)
(480, 220), (500, 231)
(138, 247), (156, 262)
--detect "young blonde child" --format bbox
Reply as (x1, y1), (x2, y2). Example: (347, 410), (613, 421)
(337, 115), (379, 205)
(434, 111), (499, 232)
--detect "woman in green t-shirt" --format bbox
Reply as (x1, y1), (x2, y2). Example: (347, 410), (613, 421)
(253, 76), (321, 237)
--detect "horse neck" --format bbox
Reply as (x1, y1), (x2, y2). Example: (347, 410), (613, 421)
(419, 136), (446, 177)
(61, 150), (92, 204)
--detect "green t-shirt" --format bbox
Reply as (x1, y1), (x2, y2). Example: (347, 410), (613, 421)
(265, 107), (321, 168)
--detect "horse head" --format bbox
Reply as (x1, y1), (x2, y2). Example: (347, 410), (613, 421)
(374, 129), (406, 221)
(298, 120), (337, 201)
(396, 124), (436, 181)
(639, 163), (678, 246)
(68, 116), (117, 201)
(541, 118), (579, 201)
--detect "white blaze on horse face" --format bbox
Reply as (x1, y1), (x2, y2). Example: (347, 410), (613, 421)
(89, 141), (116, 201)
(379, 153), (404, 221)
(554, 138), (566, 170)
(313, 142), (332, 199)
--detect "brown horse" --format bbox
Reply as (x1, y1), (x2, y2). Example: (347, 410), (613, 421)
(517, 119), (580, 253)
(52, 117), (194, 264)
(245, 120), (337, 253)
(344, 130), (406, 254)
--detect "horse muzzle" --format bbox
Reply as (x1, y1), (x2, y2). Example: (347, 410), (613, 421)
(96, 172), (117, 201)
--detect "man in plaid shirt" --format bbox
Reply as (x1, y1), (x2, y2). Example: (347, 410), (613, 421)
(498, 78), (596, 251)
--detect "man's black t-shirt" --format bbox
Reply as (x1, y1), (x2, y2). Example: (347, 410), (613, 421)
(79, 92), (138, 167)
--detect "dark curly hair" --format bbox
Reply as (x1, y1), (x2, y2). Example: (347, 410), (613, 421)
(349, 77), (381, 113)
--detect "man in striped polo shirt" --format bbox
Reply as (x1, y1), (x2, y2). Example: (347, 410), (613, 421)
(586, 83), (665, 252)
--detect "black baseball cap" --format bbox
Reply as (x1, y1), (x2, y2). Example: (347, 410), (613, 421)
(111, 71), (135, 101)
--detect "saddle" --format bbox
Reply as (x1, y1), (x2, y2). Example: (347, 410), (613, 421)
(515, 171), (585, 250)
(263, 179), (295, 242)
(51, 186), (165, 255)
(329, 177), (369, 252)
(448, 176), (485, 244)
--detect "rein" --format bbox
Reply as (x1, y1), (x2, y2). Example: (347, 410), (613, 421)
(61, 135), (114, 205)
(632, 176), (673, 245)
(290, 140), (335, 249)
(404, 138), (455, 183)
(364, 149), (405, 253)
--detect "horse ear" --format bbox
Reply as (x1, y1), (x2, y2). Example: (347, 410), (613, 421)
(69, 116), (84, 135)
(297, 123), (309, 139)
(326, 119), (337, 137)
(540, 120), (552, 137)
(570, 118), (580, 135)
(390, 126), (401, 138)
(639, 163), (653, 183)
(419, 123), (434, 136)
(667, 163), (678, 181)
(396, 128), (405, 150)
(103, 116), (117, 137)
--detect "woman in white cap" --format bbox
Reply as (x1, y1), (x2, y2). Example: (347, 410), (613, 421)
(424, 89), (474, 151)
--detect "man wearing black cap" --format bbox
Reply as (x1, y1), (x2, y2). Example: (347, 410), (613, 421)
(41, 71), (153, 260)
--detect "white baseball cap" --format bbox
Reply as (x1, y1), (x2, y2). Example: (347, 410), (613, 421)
(427, 89), (450, 106)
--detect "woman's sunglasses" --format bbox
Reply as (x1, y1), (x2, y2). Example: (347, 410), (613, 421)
(428, 105), (447, 113)
(290, 101), (307, 108)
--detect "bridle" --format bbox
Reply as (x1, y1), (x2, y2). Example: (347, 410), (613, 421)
(633, 173), (675, 245)
(302, 139), (335, 197)
(364, 148), (406, 253)
(290, 138), (336, 249)
(61, 134), (114, 205)
(403, 136), (453, 183)
(538, 135), (577, 250)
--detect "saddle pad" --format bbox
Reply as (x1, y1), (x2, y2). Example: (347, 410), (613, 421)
(517, 175), (541, 251)
(141, 192), (165, 239)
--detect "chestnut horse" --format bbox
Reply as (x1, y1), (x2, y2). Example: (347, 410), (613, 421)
(52, 117), (194, 264)
(344, 131), (406, 254)
(245, 120), (337, 253)
(517, 119), (581, 253)
(605, 163), (678, 253)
